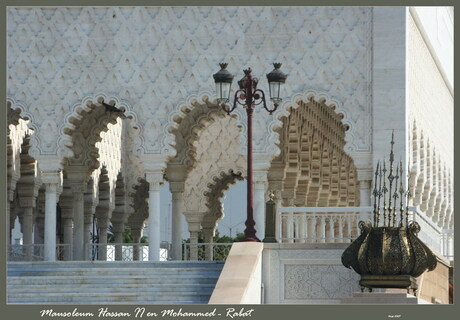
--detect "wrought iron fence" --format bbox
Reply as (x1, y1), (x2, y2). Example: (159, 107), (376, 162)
(8, 244), (72, 261)
(85, 243), (171, 261)
(182, 243), (232, 261)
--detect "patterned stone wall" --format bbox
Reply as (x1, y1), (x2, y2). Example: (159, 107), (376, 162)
(7, 6), (373, 166)
(263, 244), (360, 304)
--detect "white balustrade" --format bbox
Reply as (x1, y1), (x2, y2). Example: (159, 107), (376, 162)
(276, 206), (454, 261)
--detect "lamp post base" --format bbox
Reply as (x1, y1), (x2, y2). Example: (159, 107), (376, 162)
(241, 236), (261, 242)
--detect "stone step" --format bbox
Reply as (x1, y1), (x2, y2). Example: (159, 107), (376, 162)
(8, 268), (222, 277)
(8, 292), (212, 302)
(8, 275), (219, 285)
(7, 261), (223, 305)
(7, 283), (216, 293)
(8, 261), (224, 269)
(9, 299), (210, 305)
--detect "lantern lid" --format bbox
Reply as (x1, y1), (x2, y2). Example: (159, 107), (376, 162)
(266, 63), (287, 83)
(213, 63), (234, 83)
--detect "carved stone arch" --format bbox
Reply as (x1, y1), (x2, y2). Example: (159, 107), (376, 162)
(265, 91), (359, 160)
(7, 99), (35, 202)
(167, 102), (229, 169)
(202, 169), (245, 224)
(270, 93), (358, 207)
(164, 91), (246, 162)
(58, 93), (141, 163)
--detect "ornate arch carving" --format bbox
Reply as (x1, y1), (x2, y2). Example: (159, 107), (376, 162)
(269, 94), (358, 207)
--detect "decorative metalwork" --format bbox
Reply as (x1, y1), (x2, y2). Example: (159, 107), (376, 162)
(213, 63), (287, 242)
(342, 133), (437, 294)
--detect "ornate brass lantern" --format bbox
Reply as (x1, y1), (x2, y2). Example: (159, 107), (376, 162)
(341, 134), (437, 294)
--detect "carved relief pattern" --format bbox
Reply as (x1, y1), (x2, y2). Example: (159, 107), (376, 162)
(7, 117), (33, 201)
(284, 264), (360, 300)
(270, 98), (358, 207)
(183, 116), (246, 213)
(407, 14), (453, 230)
(8, 7), (372, 160)
(96, 118), (122, 191)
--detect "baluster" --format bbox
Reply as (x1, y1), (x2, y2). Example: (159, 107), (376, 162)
(299, 214), (306, 243)
(328, 216), (335, 243)
(287, 213), (294, 243)
(346, 215), (352, 241)
(306, 216), (313, 243)
(294, 215), (300, 243)
(319, 215), (326, 243)
(338, 216), (344, 243)
(281, 215), (288, 242)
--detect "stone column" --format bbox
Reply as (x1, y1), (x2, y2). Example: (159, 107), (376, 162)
(189, 230), (199, 261)
(7, 201), (12, 245)
(62, 217), (73, 261)
(146, 172), (162, 262)
(34, 216), (45, 245)
(253, 170), (268, 240)
(22, 206), (34, 259)
(59, 193), (74, 261)
(84, 213), (93, 260)
(97, 217), (109, 261)
(131, 228), (142, 261)
(170, 182), (184, 261)
(70, 183), (86, 260)
(184, 212), (205, 261)
(42, 171), (61, 262)
(113, 223), (125, 261)
(34, 192), (45, 245)
(202, 227), (215, 261)
(10, 213), (17, 245)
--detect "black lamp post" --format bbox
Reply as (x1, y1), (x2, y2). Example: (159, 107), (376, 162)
(213, 63), (287, 241)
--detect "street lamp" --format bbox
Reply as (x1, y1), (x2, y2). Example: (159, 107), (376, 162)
(213, 63), (287, 241)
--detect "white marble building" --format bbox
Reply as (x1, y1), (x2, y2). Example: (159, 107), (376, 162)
(6, 6), (453, 303)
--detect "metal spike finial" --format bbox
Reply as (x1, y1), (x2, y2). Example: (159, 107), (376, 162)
(372, 161), (380, 225)
(399, 160), (405, 226)
(392, 162), (400, 226)
(382, 159), (388, 226)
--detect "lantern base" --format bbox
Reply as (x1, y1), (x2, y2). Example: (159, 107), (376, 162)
(359, 275), (418, 296)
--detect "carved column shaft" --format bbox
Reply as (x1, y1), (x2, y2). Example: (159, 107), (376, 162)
(189, 230), (199, 261)
(97, 217), (109, 261)
(202, 228), (215, 261)
(170, 182), (184, 261)
(44, 184), (57, 261)
(146, 172), (162, 261)
(132, 228), (142, 261)
(62, 217), (73, 261)
(70, 182), (86, 261)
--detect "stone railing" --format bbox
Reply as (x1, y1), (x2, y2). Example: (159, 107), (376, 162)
(182, 243), (233, 261)
(276, 206), (453, 261)
(8, 244), (71, 261)
(277, 206), (372, 243)
(408, 207), (454, 260)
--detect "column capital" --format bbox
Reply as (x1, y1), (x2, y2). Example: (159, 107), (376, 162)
(41, 171), (62, 186)
(145, 171), (163, 191)
(253, 169), (268, 184)
(170, 181), (185, 193)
